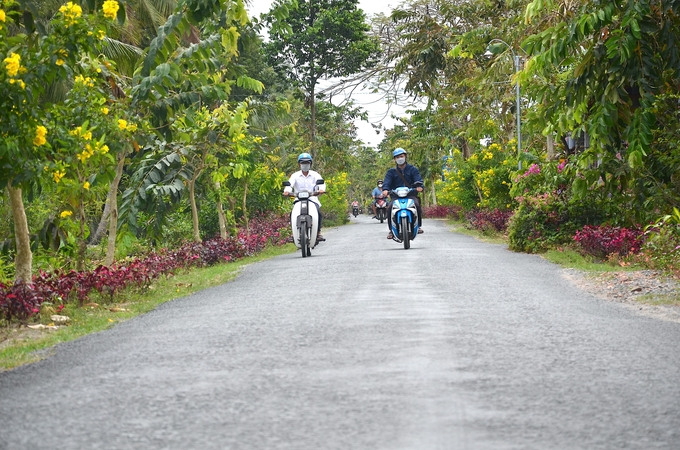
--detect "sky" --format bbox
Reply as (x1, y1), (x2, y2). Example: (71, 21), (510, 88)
(245, 0), (409, 148)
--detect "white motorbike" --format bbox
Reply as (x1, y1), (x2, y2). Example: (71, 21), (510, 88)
(283, 179), (325, 257)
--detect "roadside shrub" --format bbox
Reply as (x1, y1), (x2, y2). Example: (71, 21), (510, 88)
(573, 225), (644, 258)
(0, 214), (290, 324)
(320, 172), (351, 226)
(507, 159), (610, 253)
(636, 210), (680, 276)
(423, 204), (463, 219)
(464, 208), (513, 234)
(0, 282), (42, 323)
(437, 144), (516, 211)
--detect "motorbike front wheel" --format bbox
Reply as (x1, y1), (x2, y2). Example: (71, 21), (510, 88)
(401, 215), (410, 249)
(300, 226), (308, 258)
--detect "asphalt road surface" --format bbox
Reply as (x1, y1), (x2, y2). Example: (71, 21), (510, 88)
(1, 215), (679, 450)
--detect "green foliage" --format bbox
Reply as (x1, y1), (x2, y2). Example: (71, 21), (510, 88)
(437, 143), (516, 211)
(507, 160), (606, 253)
(321, 172), (350, 226)
(639, 209), (680, 275)
(265, 0), (378, 90)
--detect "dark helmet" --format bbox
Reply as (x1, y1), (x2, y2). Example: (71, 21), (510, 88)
(377, 180), (383, 185)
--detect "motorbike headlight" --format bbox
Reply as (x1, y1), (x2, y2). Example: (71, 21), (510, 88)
(298, 191), (310, 199)
(395, 187), (409, 198)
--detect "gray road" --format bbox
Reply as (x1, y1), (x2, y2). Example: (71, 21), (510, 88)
(1, 216), (679, 450)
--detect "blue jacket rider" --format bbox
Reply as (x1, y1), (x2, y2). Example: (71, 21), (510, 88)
(381, 147), (424, 239)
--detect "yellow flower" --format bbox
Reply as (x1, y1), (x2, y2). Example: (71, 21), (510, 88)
(0, 9), (6, 22)
(3, 53), (21, 77)
(74, 75), (94, 87)
(70, 126), (82, 136)
(83, 181), (90, 190)
(97, 29), (106, 40)
(56, 59), (64, 66)
(126, 123), (137, 132)
(117, 119), (127, 130)
(9, 78), (25, 89)
(82, 131), (92, 141)
(60, 210), (73, 218)
(102, 0), (119, 20)
(99, 144), (109, 154)
(34, 126), (47, 146)
(59, 2), (82, 25)
(53, 170), (66, 183)
(101, 107), (109, 115)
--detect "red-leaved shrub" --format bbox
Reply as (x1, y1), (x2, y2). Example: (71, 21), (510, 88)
(0, 213), (291, 323)
(422, 205), (463, 219)
(573, 225), (644, 258)
(464, 209), (513, 233)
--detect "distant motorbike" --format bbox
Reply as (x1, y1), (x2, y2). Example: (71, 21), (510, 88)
(375, 195), (388, 223)
(389, 182), (423, 249)
(283, 179), (325, 258)
(351, 202), (360, 217)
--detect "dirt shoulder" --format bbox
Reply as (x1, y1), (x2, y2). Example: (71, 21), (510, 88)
(562, 269), (680, 323)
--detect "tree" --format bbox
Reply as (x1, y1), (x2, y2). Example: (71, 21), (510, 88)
(523, 0), (680, 219)
(264, 0), (379, 146)
(0, 1), (118, 281)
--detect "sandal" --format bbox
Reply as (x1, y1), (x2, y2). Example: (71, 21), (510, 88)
(387, 232), (394, 239)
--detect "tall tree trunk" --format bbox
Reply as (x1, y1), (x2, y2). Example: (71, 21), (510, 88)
(188, 178), (201, 243)
(461, 139), (471, 159)
(215, 181), (227, 240)
(430, 174), (437, 206)
(547, 134), (556, 161)
(242, 182), (249, 236)
(310, 84), (316, 144)
(227, 196), (237, 236)
(105, 152), (126, 266)
(76, 198), (86, 272)
(7, 183), (32, 283)
(90, 196), (111, 245)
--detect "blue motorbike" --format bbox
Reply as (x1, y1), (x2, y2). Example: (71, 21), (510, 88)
(389, 182), (422, 249)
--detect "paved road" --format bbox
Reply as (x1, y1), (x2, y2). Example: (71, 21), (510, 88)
(1, 216), (679, 449)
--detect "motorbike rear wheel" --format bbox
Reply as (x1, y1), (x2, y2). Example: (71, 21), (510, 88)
(401, 215), (410, 249)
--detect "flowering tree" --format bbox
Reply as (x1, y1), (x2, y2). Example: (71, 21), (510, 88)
(0, 1), (119, 282)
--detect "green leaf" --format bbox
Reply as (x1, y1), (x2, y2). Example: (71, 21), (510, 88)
(572, 178), (587, 198)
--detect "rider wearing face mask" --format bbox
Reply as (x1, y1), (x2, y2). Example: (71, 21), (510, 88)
(381, 147), (424, 239)
(284, 152), (326, 242)
(370, 180), (383, 219)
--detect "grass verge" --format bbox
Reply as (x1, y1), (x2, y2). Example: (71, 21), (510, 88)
(0, 244), (296, 372)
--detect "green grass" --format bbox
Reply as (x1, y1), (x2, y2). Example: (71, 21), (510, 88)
(540, 247), (643, 272)
(636, 293), (680, 306)
(0, 244), (296, 371)
(445, 219), (507, 245)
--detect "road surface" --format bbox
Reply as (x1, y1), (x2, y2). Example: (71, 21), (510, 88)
(1, 215), (679, 449)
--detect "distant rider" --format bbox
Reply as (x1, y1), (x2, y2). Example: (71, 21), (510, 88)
(381, 148), (424, 239)
(371, 180), (383, 219)
(283, 153), (326, 242)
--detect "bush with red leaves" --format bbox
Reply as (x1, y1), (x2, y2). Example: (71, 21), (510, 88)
(0, 213), (291, 323)
(573, 225), (644, 258)
(464, 209), (513, 233)
(422, 205), (463, 219)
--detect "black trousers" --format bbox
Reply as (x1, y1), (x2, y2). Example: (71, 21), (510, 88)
(387, 195), (422, 231)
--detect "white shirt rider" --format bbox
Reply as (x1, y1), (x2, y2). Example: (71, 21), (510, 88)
(285, 169), (325, 206)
